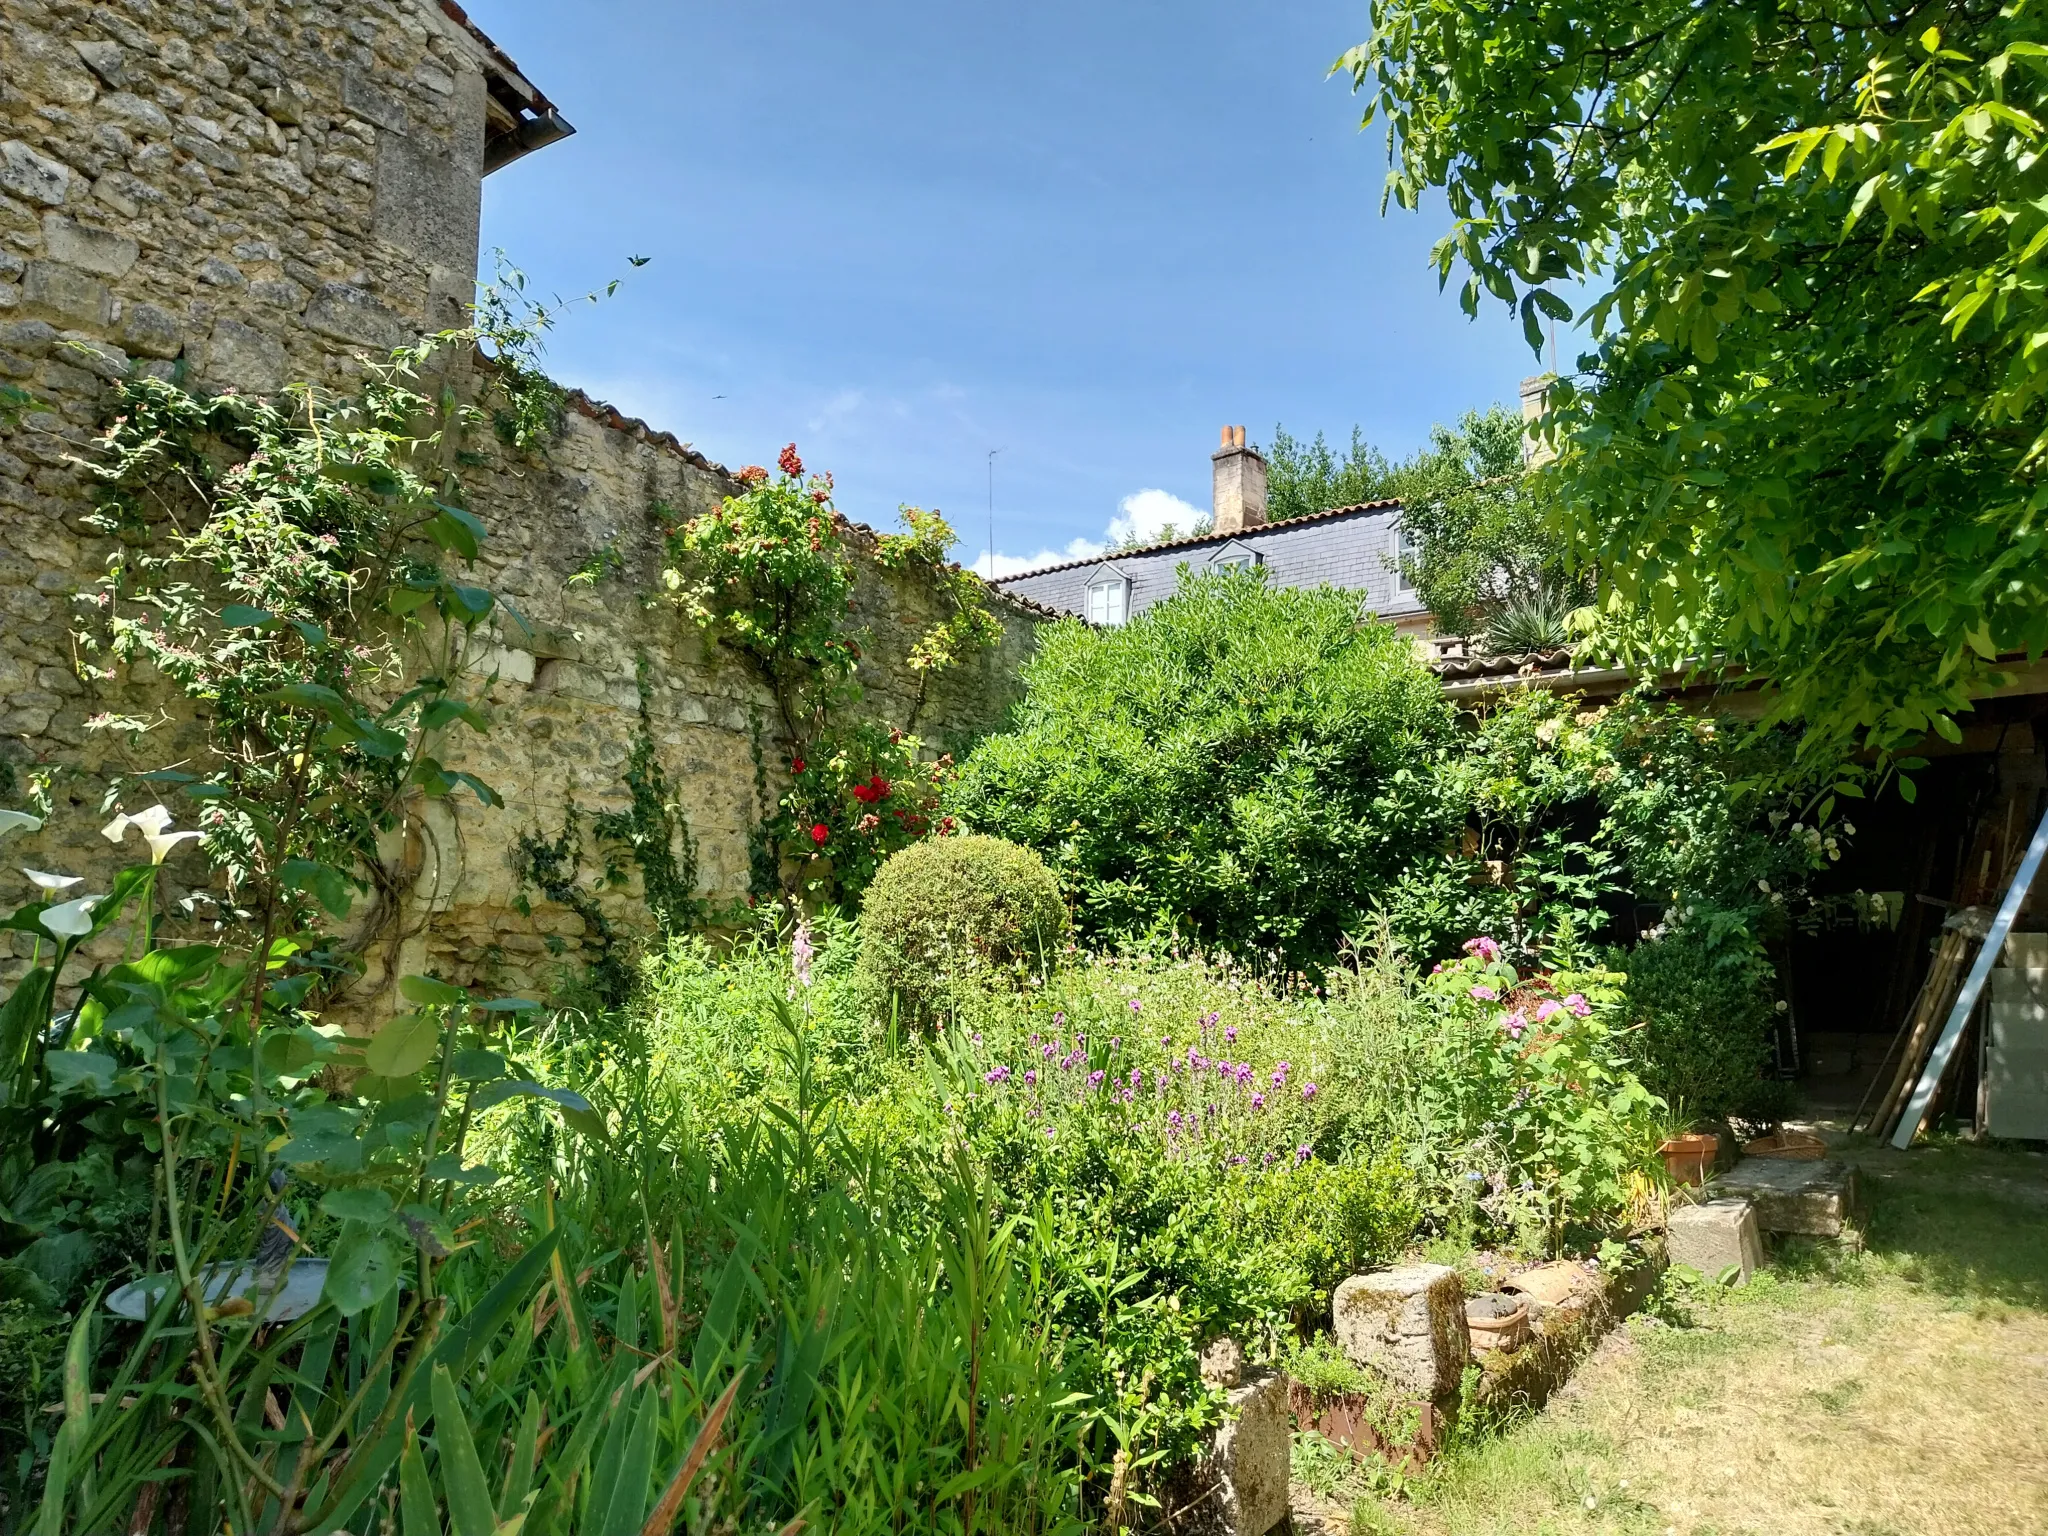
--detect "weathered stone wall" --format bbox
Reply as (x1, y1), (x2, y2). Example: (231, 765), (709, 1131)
(0, 0), (1043, 1009)
(364, 391), (1042, 1008)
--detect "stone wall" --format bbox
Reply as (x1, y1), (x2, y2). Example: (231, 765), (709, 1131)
(0, 0), (1044, 1009)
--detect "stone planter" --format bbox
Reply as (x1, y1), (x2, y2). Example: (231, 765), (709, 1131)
(1179, 1370), (1291, 1535)
(1331, 1263), (1470, 1403)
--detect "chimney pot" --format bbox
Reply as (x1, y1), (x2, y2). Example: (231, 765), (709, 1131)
(1212, 425), (1268, 535)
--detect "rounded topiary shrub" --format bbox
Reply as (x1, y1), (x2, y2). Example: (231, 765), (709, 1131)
(855, 834), (1070, 1029)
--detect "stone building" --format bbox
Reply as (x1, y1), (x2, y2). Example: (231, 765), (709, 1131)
(0, 0), (1043, 1008)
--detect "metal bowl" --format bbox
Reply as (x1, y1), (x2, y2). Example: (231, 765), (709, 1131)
(106, 1259), (330, 1323)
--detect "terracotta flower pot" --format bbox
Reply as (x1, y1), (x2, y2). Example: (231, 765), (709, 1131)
(1464, 1292), (1530, 1353)
(1658, 1132), (1718, 1186)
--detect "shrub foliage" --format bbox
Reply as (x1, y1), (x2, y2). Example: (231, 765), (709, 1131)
(854, 833), (1070, 1028)
(946, 573), (1458, 970)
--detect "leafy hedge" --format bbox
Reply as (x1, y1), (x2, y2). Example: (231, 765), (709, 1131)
(946, 573), (1459, 970)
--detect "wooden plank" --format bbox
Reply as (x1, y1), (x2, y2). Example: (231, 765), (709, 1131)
(1871, 930), (1969, 1139)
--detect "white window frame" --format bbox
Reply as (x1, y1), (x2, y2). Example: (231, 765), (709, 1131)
(1394, 525), (1418, 595)
(1085, 570), (1130, 626)
(1206, 540), (1262, 574)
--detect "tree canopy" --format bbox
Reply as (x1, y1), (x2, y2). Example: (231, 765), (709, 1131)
(1343, 0), (2048, 780)
(1268, 407), (1568, 636)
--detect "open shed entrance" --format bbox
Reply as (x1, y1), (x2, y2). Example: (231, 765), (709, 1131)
(1783, 702), (2048, 1131)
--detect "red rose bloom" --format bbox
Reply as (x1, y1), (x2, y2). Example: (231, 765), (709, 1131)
(778, 443), (804, 478)
(791, 757), (806, 774)
(810, 822), (829, 846)
(737, 464), (768, 486)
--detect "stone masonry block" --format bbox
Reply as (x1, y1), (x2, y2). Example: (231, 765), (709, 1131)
(22, 262), (111, 329)
(374, 129), (481, 273)
(1190, 1370), (1290, 1536)
(1711, 1158), (1858, 1239)
(305, 281), (409, 350)
(0, 141), (72, 207)
(41, 214), (139, 278)
(118, 302), (182, 359)
(1333, 1264), (1470, 1401)
(72, 39), (129, 89)
(202, 319), (286, 396)
(1666, 1197), (1764, 1282)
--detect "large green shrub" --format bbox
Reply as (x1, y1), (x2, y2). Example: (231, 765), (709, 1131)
(854, 834), (1070, 1027)
(1616, 929), (1778, 1120)
(946, 572), (1458, 970)
(1377, 689), (1841, 968)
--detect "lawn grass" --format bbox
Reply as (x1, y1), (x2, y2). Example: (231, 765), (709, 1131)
(1341, 1137), (2048, 1536)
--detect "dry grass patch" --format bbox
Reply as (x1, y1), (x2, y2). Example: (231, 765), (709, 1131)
(1348, 1141), (2048, 1536)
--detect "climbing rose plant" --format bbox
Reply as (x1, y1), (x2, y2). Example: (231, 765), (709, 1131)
(662, 446), (996, 903)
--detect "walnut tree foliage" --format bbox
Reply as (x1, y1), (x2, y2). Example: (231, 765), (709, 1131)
(1344, 0), (2048, 785)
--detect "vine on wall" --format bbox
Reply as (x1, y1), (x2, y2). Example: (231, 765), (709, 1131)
(589, 655), (702, 939)
(658, 443), (999, 906)
(70, 336), (517, 1002)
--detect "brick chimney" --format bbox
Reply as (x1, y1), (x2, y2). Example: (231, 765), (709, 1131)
(1518, 375), (1554, 467)
(1212, 426), (1268, 535)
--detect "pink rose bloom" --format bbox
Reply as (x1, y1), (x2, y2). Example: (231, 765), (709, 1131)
(1565, 993), (1592, 1017)
(1463, 936), (1501, 962)
(1503, 1011), (1526, 1040)
(1469, 985), (1499, 1002)
(1535, 999), (1564, 1023)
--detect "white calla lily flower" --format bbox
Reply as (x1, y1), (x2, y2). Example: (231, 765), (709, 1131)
(0, 810), (43, 840)
(39, 895), (101, 939)
(143, 829), (202, 864)
(104, 804), (198, 863)
(22, 869), (83, 893)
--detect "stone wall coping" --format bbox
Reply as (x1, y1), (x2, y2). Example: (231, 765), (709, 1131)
(553, 377), (1064, 626)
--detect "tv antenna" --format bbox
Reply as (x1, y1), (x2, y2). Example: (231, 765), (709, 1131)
(986, 447), (1004, 579)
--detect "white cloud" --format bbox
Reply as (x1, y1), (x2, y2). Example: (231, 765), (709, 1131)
(1107, 488), (1204, 547)
(971, 537), (1106, 578)
(975, 486), (1208, 580)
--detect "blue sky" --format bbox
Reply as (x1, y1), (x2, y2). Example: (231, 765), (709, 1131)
(475, 1), (1536, 575)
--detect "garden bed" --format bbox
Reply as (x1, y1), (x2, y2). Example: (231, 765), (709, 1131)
(1290, 1250), (1666, 1482)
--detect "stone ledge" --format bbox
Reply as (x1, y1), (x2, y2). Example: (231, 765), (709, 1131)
(1710, 1157), (1859, 1238)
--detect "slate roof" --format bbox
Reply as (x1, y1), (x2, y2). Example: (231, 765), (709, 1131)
(991, 499), (1428, 625)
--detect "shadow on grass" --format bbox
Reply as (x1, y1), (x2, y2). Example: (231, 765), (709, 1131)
(1773, 1161), (2048, 1311)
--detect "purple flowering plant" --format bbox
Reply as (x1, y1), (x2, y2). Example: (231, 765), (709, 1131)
(1412, 939), (1661, 1245)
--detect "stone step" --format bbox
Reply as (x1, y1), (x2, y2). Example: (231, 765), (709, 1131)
(1709, 1157), (1858, 1238)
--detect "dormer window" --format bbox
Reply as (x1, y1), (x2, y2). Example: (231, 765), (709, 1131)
(1206, 540), (1262, 574)
(1395, 524), (1418, 595)
(1085, 566), (1131, 626)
